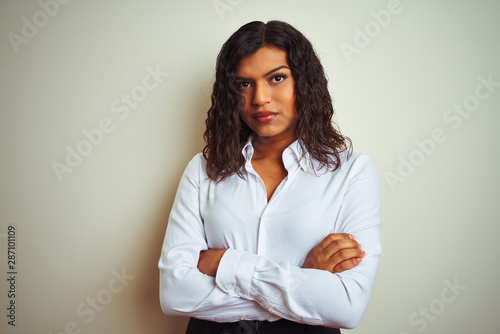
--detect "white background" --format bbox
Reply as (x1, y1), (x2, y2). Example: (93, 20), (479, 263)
(1, 0), (499, 333)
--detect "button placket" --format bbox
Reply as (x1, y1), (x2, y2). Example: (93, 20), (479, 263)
(257, 208), (270, 255)
(255, 170), (270, 255)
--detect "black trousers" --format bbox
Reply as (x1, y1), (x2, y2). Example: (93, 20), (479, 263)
(186, 318), (341, 334)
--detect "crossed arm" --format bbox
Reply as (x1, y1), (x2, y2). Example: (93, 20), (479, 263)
(198, 233), (365, 277)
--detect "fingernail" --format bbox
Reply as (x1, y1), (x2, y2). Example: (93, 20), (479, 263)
(349, 234), (355, 239)
(357, 258), (362, 263)
(362, 250), (366, 256)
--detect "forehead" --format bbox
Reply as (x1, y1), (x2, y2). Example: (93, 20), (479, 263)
(236, 45), (289, 76)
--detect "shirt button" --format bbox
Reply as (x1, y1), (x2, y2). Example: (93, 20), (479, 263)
(266, 305), (274, 312)
(225, 285), (233, 291)
(240, 316), (246, 320)
(235, 286), (241, 293)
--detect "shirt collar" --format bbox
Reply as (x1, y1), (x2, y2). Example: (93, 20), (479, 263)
(241, 136), (313, 173)
(241, 136), (255, 162)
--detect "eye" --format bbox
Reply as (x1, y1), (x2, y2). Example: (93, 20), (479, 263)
(237, 81), (252, 90)
(270, 74), (287, 84)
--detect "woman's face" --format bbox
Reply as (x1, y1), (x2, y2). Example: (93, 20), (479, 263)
(236, 45), (298, 144)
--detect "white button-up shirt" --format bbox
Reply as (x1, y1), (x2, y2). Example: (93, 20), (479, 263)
(159, 138), (381, 329)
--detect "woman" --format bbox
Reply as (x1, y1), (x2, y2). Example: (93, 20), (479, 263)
(159, 21), (381, 333)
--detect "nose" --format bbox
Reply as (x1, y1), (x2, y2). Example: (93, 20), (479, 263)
(252, 82), (271, 106)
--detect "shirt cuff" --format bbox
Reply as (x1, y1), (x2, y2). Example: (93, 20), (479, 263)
(216, 248), (258, 300)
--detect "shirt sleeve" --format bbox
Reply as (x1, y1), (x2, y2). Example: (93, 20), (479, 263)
(214, 154), (382, 329)
(158, 154), (280, 322)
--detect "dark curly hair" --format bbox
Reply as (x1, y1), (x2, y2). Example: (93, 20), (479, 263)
(203, 20), (352, 181)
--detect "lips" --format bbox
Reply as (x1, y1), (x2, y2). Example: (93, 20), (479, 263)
(254, 111), (278, 123)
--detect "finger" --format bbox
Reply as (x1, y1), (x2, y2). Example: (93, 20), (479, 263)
(331, 248), (365, 265)
(332, 257), (363, 273)
(322, 238), (361, 258)
(329, 248), (365, 266)
(317, 233), (355, 250)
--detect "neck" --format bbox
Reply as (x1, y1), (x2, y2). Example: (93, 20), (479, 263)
(252, 134), (297, 160)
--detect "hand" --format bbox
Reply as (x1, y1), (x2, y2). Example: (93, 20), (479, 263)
(197, 249), (227, 277)
(303, 233), (365, 273)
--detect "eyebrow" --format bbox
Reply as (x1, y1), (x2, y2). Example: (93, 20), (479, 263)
(236, 65), (290, 80)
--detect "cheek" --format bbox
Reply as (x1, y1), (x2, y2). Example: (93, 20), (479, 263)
(238, 103), (251, 123)
(240, 92), (252, 111)
(283, 89), (296, 112)
(279, 83), (296, 107)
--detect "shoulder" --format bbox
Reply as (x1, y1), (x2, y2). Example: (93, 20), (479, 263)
(342, 150), (374, 168)
(180, 153), (209, 184)
(339, 151), (380, 191)
(186, 153), (207, 169)
(332, 150), (379, 181)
